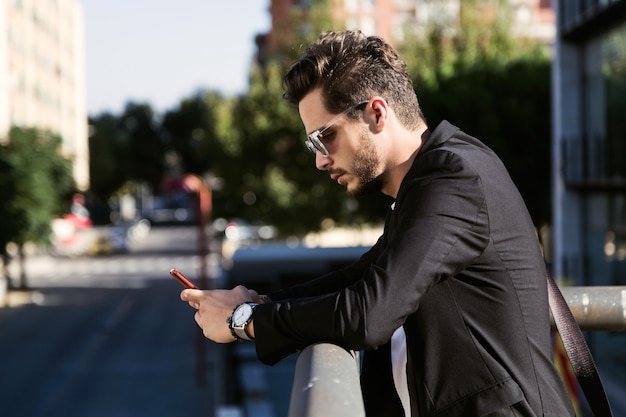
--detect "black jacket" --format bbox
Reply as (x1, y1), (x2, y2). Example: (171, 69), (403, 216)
(253, 121), (575, 417)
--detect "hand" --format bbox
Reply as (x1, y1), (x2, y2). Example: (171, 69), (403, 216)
(180, 285), (251, 343)
(248, 289), (271, 304)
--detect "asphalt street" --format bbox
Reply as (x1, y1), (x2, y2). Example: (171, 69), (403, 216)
(0, 226), (234, 417)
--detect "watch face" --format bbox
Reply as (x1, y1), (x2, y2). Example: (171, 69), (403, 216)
(233, 303), (252, 325)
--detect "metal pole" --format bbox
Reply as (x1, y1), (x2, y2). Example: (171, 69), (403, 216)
(556, 286), (626, 332)
(183, 175), (213, 389)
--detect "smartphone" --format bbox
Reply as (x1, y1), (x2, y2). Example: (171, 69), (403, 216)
(170, 268), (199, 289)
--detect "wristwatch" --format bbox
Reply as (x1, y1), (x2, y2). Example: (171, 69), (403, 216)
(229, 302), (258, 341)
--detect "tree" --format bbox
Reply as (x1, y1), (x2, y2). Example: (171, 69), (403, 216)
(88, 112), (128, 202)
(212, 0), (389, 235)
(120, 103), (166, 191)
(83, 0), (552, 235)
(0, 127), (75, 288)
(161, 91), (229, 176)
(420, 58), (552, 225)
(88, 102), (167, 223)
(0, 156), (18, 284)
(399, 0), (552, 226)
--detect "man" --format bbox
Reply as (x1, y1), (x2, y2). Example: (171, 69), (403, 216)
(181, 30), (575, 416)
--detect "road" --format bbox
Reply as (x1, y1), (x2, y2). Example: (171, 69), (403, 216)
(0, 226), (235, 417)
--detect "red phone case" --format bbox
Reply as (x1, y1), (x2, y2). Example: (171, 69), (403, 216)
(170, 268), (198, 289)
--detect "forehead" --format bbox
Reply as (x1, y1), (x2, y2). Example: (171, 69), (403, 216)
(299, 89), (333, 134)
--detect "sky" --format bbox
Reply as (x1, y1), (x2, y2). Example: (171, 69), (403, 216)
(83, 0), (271, 116)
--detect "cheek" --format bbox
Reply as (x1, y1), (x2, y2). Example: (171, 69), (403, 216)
(354, 131), (380, 167)
(339, 128), (367, 155)
(352, 150), (378, 178)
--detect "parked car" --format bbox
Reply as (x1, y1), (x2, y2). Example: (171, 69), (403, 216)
(213, 218), (277, 243)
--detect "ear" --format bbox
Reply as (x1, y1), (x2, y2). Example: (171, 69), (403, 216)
(365, 96), (389, 133)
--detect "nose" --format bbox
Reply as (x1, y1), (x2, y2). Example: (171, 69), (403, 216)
(315, 151), (331, 170)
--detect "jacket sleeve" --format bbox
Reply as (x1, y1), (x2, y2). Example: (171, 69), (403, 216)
(253, 149), (490, 365)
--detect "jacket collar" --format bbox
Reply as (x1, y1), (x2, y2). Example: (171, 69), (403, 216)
(393, 120), (460, 206)
(418, 120), (460, 155)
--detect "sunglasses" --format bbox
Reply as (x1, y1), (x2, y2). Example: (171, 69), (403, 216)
(305, 101), (368, 156)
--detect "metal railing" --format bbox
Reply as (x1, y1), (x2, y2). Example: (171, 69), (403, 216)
(288, 343), (364, 417)
(287, 286), (626, 417)
(557, 286), (626, 331)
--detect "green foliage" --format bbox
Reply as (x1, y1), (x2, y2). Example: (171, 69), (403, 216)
(89, 102), (166, 202)
(84, 2), (393, 235)
(121, 103), (166, 190)
(399, 0), (552, 226)
(88, 112), (128, 201)
(0, 127), (75, 251)
(161, 91), (229, 176)
(217, 61), (315, 232)
(216, 52), (390, 235)
(418, 58), (552, 225)
(0, 156), (18, 258)
(401, 0), (544, 88)
(85, 1), (552, 234)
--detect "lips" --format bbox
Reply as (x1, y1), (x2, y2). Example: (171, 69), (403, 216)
(331, 173), (346, 185)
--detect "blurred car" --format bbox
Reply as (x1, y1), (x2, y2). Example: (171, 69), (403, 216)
(145, 192), (198, 225)
(213, 218), (277, 244)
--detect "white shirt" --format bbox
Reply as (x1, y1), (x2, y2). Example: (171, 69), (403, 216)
(391, 327), (412, 416)
(389, 201), (412, 416)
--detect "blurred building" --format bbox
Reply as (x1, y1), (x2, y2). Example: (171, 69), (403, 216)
(260, 0), (554, 54)
(552, 0), (626, 415)
(0, 0), (88, 190)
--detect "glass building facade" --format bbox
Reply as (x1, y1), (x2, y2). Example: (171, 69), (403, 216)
(553, 1), (626, 415)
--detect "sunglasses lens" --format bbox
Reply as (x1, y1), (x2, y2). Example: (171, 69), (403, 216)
(305, 139), (317, 153)
(305, 133), (327, 155)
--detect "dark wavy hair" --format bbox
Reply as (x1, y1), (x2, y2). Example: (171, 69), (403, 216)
(283, 30), (424, 130)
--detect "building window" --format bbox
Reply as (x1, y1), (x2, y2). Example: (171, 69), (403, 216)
(345, 0), (375, 12)
(359, 15), (376, 35)
(584, 22), (626, 181)
(345, 0), (359, 12)
(580, 22), (626, 286)
(603, 23), (626, 179)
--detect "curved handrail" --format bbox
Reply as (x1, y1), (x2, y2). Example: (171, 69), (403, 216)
(288, 343), (365, 417)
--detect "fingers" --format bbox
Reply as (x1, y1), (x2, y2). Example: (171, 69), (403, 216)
(248, 289), (260, 301)
(232, 285), (252, 299)
(180, 285), (258, 318)
(193, 306), (235, 343)
(248, 289), (271, 304)
(180, 286), (263, 344)
(180, 289), (202, 309)
(180, 288), (203, 302)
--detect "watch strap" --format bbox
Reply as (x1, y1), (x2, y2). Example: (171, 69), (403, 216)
(231, 325), (252, 342)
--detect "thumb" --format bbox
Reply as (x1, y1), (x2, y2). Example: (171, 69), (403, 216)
(180, 288), (203, 302)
